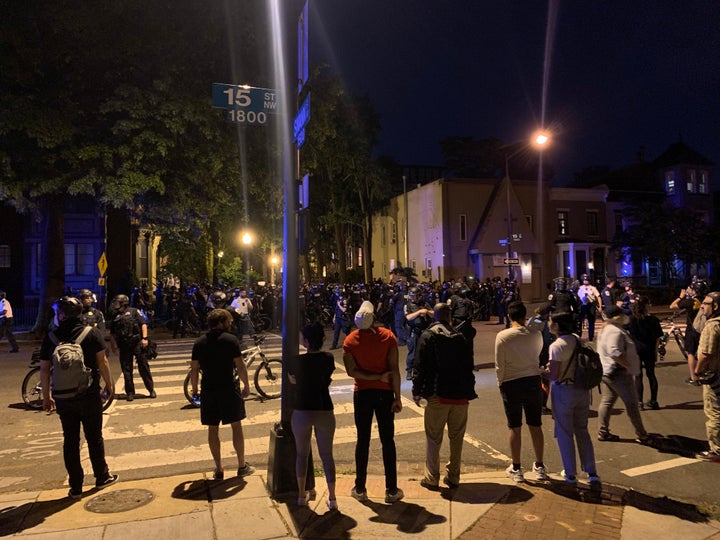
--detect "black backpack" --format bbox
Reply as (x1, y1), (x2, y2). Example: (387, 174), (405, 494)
(425, 324), (477, 400)
(113, 308), (141, 345)
(560, 334), (603, 390)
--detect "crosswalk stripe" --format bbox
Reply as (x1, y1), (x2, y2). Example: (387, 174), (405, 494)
(107, 417), (427, 473)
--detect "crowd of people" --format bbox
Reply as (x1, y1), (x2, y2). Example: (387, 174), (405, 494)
(20, 270), (720, 504)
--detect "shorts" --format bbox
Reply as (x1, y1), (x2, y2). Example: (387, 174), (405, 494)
(685, 327), (700, 356)
(200, 386), (247, 426)
(499, 375), (543, 428)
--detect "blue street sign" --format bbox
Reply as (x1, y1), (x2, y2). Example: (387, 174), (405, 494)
(212, 83), (280, 113)
(294, 94), (310, 141)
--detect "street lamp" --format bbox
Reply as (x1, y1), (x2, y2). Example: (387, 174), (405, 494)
(504, 132), (551, 281)
(237, 230), (254, 287)
(270, 254), (280, 286)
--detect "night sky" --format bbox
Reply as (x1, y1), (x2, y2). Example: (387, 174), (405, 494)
(310, 1), (720, 185)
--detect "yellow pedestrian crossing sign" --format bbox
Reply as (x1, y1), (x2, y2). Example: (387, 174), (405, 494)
(97, 252), (108, 276)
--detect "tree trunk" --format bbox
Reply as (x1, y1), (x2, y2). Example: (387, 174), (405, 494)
(363, 213), (373, 283)
(334, 222), (346, 283)
(34, 194), (65, 335)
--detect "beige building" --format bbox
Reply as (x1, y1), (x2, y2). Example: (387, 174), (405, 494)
(372, 177), (610, 301)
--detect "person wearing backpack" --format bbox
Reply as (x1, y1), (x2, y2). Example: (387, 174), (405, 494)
(109, 294), (155, 401)
(596, 305), (652, 445)
(413, 303), (477, 490)
(547, 312), (600, 486)
(39, 297), (118, 500)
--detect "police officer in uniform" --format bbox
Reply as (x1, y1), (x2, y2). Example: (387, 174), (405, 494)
(77, 289), (106, 332)
(547, 277), (580, 329)
(601, 276), (621, 312)
(404, 286), (433, 380)
(577, 275), (602, 341)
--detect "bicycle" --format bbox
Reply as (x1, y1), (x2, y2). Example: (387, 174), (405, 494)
(183, 334), (282, 406)
(658, 317), (688, 361)
(22, 350), (115, 411)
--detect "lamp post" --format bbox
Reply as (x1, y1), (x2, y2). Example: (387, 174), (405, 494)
(503, 132), (550, 282)
(270, 254), (279, 286)
(238, 230), (254, 288)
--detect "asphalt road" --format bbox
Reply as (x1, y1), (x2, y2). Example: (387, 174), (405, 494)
(0, 319), (716, 515)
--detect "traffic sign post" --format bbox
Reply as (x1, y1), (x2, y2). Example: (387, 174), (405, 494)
(503, 257), (520, 265)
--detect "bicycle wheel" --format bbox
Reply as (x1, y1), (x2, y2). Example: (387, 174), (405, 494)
(254, 358), (282, 400)
(673, 329), (688, 360)
(183, 372), (201, 407)
(22, 367), (44, 410)
(101, 388), (115, 412)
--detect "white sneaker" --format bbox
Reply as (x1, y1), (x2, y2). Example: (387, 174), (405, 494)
(350, 487), (368, 502)
(326, 499), (338, 510)
(532, 463), (549, 481)
(560, 470), (577, 485)
(506, 465), (524, 482)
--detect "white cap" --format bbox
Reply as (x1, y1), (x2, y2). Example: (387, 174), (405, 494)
(354, 300), (375, 330)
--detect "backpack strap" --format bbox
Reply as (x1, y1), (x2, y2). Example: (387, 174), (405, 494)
(559, 334), (580, 383)
(74, 325), (93, 345)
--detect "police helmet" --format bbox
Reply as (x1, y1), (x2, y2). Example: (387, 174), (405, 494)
(580, 274), (589, 282)
(692, 280), (710, 297)
(53, 296), (83, 318)
(111, 294), (130, 308)
(212, 290), (228, 308)
(553, 277), (567, 291)
(77, 288), (94, 300)
(408, 286), (419, 297)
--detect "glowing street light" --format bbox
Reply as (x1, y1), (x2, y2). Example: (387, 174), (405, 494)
(270, 254), (280, 286)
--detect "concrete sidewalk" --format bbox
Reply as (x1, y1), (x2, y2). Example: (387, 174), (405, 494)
(1, 470), (718, 540)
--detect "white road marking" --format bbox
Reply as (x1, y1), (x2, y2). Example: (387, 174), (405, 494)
(620, 457), (699, 477)
(463, 433), (510, 462)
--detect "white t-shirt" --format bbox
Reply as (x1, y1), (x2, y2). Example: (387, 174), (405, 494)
(494, 325), (542, 385)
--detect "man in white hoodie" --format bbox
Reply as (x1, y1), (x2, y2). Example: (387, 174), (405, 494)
(494, 300), (547, 483)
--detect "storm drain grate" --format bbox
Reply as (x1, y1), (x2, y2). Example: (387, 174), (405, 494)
(84, 489), (155, 513)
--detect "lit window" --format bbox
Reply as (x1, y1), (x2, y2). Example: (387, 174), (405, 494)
(391, 223), (397, 243)
(665, 171), (675, 194)
(558, 211), (569, 236)
(687, 169), (696, 193)
(459, 214), (467, 241)
(699, 170), (709, 194)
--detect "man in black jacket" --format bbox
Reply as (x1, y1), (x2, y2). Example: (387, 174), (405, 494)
(413, 303), (477, 490)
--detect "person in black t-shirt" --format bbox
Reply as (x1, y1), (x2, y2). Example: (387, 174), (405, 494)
(190, 309), (254, 480)
(287, 323), (337, 509)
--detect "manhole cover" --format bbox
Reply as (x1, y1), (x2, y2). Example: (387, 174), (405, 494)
(84, 489), (155, 513)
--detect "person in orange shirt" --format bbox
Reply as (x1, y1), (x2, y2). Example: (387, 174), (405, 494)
(343, 300), (404, 504)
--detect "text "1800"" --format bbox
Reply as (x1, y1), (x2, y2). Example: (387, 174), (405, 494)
(227, 110), (268, 125)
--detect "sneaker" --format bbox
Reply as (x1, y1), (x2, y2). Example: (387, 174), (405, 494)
(326, 499), (338, 510)
(350, 487), (368, 502)
(213, 469), (224, 480)
(149, 390), (157, 399)
(696, 450), (720, 461)
(588, 474), (601, 485)
(638, 402), (645, 411)
(505, 465), (524, 483)
(443, 476), (459, 489)
(237, 463), (255, 478)
(126, 393), (134, 402)
(96, 473), (119, 489)
(597, 432), (620, 442)
(645, 401), (660, 410)
(685, 377), (701, 386)
(420, 478), (440, 491)
(560, 470), (577, 485)
(297, 491), (310, 506)
(635, 435), (653, 446)
(532, 463), (549, 481)
(385, 488), (404, 503)
(68, 488), (82, 500)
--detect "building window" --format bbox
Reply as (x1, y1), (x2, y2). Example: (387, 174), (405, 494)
(687, 169), (696, 193)
(411, 259), (417, 270)
(346, 245), (353, 269)
(665, 171), (675, 194)
(391, 222), (397, 243)
(525, 214), (534, 233)
(426, 258), (432, 269)
(358, 247), (363, 267)
(699, 170), (709, 194)
(0, 245), (9, 268)
(459, 214), (467, 241)
(614, 211), (624, 234)
(586, 211), (599, 236)
(65, 243), (94, 275)
(557, 211), (569, 236)
(381, 225), (386, 247)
